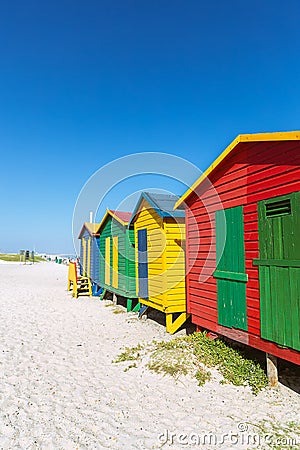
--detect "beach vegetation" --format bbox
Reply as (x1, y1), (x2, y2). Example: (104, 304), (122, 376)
(114, 332), (268, 393)
(147, 345), (195, 379)
(250, 419), (300, 449)
(112, 308), (125, 314)
(187, 332), (268, 394)
(113, 344), (143, 363)
(195, 367), (212, 386)
(0, 253), (45, 262)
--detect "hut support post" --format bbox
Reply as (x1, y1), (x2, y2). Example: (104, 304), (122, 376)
(166, 313), (190, 334)
(99, 289), (105, 301)
(126, 299), (141, 312)
(266, 353), (278, 387)
(132, 302), (140, 312)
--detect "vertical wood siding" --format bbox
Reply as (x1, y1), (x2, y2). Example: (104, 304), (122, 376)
(105, 237), (111, 285)
(99, 219), (112, 288)
(80, 229), (100, 284)
(126, 228), (136, 296)
(81, 229), (90, 276)
(112, 236), (118, 288)
(91, 237), (100, 284)
(80, 240), (83, 276)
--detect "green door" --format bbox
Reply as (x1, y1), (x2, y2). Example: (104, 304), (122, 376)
(254, 192), (300, 351)
(214, 206), (248, 330)
(125, 228), (136, 296)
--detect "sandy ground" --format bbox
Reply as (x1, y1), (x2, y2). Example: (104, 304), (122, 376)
(0, 262), (299, 449)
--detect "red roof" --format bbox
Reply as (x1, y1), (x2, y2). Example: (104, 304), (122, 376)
(109, 210), (132, 223)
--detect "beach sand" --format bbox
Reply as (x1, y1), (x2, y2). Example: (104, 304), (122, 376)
(0, 262), (299, 449)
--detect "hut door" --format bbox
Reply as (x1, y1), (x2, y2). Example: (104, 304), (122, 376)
(82, 239), (87, 276)
(214, 206), (248, 330)
(80, 240), (83, 275)
(254, 192), (300, 351)
(105, 237), (111, 285)
(112, 236), (118, 289)
(87, 238), (91, 278)
(138, 229), (148, 299)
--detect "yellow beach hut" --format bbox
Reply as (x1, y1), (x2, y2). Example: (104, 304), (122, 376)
(129, 192), (188, 333)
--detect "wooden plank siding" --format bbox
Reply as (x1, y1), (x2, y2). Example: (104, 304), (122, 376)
(80, 229), (98, 282)
(164, 219), (186, 313)
(80, 229), (95, 281)
(100, 220), (112, 288)
(78, 223), (101, 286)
(79, 238), (83, 276)
(134, 200), (187, 315)
(134, 202), (165, 308)
(125, 228), (136, 296)
(185, 140), (300, 365)
(99, 213), (137, 299)
(90, 236), (100, 284)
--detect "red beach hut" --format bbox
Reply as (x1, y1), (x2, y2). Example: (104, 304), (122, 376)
(174, 131), (300, 379)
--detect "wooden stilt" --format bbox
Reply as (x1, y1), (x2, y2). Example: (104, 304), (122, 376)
(138, 305), (148, 319)
(126, 299), (132, 312)
(126, 299), (141, 312)
(132, 302), (140, 312)
(166, 312), (190, 334)
(266, 353), (278, 387)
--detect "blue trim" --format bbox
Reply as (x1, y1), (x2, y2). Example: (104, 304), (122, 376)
(128, 192), (185, 226)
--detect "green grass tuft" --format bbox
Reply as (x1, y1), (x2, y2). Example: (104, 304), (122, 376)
(113, 344), (143, 363)
(251, 419), (300, 449)
(112, 308), (125, 314)
(186, 332), (268, 394)
(195, 367), (211, 386)
(147, 346), (194, 379)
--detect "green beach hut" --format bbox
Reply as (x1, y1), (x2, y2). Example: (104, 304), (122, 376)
(98, 209), (138, 311)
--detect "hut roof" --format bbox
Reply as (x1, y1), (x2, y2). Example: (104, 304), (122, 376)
(110, 210), (132, 224)
(98, 209), (131, 232)
(174, 131), (300, 209)
(129, 192), (185, 225)
(78, 222), (100, 239)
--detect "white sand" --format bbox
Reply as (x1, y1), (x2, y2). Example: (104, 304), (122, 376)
(0, 263), (299, 449)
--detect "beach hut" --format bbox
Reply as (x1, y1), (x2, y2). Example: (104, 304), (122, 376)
(98, 210), (138, 311)
(174, 131), (300, 375)
(129, 192), (187, 334)
(78, 222), (101, 295)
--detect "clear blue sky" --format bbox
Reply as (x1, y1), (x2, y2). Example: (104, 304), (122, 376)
(1, 0), (299, 254)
